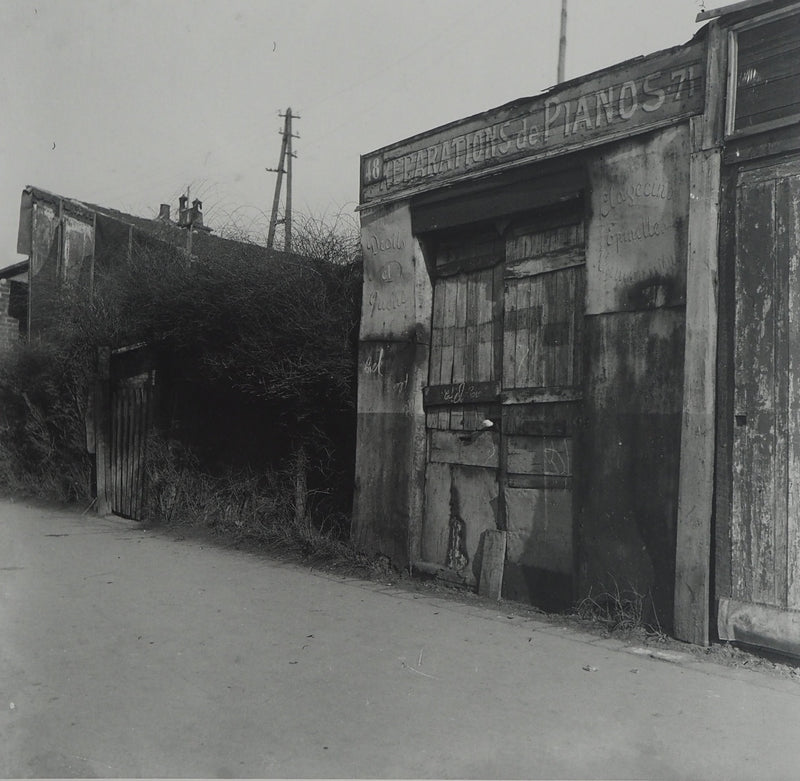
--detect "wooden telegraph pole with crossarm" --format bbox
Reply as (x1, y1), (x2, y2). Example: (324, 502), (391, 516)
(266, 108), (300, 252)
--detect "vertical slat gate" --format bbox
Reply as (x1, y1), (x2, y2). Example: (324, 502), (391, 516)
(106, 344), (157, 521)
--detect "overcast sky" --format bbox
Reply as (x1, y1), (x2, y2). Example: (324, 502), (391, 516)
(0, 0), (709, 261)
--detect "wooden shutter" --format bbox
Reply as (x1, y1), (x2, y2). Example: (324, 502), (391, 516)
(728, 9), (800, 136)
(502, 217), (585, 394)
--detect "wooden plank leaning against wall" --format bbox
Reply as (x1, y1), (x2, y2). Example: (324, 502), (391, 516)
(673, 19), (725, 645)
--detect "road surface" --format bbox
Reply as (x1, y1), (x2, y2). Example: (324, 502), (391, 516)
(2, 498), (800, 779)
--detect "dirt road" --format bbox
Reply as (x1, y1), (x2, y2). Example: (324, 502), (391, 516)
(2, 498), (800, 779)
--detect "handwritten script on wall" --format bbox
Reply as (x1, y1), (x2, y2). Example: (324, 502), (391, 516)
(360, 205), (416, 341)
(586, 124), (690, 315)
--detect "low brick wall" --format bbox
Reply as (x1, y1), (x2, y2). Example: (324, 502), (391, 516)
(0, 280), (23, 352)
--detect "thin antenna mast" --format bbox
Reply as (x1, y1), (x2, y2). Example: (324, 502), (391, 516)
(266, 107), (300, 251)
(557, 0), (568, 83)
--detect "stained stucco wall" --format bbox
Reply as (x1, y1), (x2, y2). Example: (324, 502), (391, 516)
(352, 202), (432, 567)
(578, 124), (691, 628)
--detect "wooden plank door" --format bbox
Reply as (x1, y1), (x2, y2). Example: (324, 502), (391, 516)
(732, 159), (800, 610)
(422, 228), (504, 584)
(501, 214), (585, 610)
(420, 209), (585, 608)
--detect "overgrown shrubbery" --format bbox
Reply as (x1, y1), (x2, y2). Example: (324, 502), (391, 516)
(0, 212), (364, 558)
(0, 338), (93, 502)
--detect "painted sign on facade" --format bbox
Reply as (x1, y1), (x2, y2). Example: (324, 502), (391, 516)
(586, 124), (691, 315)
(361, 42), (704, 205)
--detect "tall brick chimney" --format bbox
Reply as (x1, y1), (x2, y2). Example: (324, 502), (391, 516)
(178, 195), (190, 227)
(190, 198), (204, 228)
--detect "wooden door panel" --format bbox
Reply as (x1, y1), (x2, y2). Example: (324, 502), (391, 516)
(733, 177), (778, 604)
(423, 210), (584, 603)
(421, 461), (499, 584)
(782, 174), (800, 608)
(732, 162), (800, 609)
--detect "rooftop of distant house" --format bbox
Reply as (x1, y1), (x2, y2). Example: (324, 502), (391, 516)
(3, 186), (300, 277)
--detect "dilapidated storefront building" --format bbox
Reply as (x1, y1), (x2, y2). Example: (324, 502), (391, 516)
(353, 0), (800, 653)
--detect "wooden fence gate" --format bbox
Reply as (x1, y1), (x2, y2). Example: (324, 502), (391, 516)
(95, 343), (158, 520)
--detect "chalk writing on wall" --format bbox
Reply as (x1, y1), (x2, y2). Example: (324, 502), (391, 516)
(599, 180), (674, 257)
(359, 343), (415, 416)
(393, 373), (409, 396)
(363, 347), (384, 376)
(544, 446), (570, 476)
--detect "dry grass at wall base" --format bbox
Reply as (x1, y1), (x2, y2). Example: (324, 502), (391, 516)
(142, 435), (373, 574)
(575, 576), (668, 642)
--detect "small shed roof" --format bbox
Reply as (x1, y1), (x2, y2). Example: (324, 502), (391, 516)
(697, 0), (796, 21)
(0, 259), (29, 280)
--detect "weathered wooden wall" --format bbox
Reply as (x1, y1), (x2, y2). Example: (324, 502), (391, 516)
(709, 5), (800, 656)
(672, 17), (726, 646)
(351, 203), (432, 567)
(502, 400), (580, 611)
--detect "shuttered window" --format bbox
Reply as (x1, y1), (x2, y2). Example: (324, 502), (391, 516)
(424, 202), (585, 424)
(728, 8), (800, 136)
(425, 228), (503, 432)
(503, 218), (585, 391)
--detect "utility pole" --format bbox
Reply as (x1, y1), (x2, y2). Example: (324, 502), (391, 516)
(557, 0), (568, 84)
(266, 107), (300, 252)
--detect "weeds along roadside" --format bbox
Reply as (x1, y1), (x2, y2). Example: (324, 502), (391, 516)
(141, 434), (370, 571)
